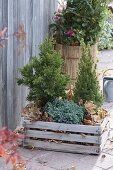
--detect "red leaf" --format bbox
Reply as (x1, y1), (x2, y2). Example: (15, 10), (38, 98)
(11, 155), (16, 165)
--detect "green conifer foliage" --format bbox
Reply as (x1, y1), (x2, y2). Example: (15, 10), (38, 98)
(17, 37), (69, 106)
(74, 39), (103, 106)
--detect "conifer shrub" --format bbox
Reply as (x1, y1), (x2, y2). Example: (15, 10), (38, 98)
(17, 37), (69, 106)
(98, 21), (113, 50)
(74, 39), (103, 106)
(43, 99), (85, 124)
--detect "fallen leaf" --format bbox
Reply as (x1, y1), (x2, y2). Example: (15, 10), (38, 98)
(83, 119), (94, 125)
(81, 133), (86, 138)
(84, 101), (97, 115)
(101, 154), (106, 159)
(66, 85), (74, 101)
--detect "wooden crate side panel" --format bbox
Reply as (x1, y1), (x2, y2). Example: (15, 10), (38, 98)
(98, 116), (109, 134)
(100, 130), (109, 151)
(24, 120), (100, 134)
(100, 122), (110, 151)
(24, 139), (100, 155)
(26, 130), (100, 144)
(101, 116), (109, 133)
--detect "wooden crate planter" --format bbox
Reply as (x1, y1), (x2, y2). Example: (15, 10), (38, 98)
(56, 44), (98, 86)
(23, 116), (109, 155)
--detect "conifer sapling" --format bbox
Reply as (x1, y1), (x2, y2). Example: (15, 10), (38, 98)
(74, 39), (103, 106)
(17, 37), (69, 106)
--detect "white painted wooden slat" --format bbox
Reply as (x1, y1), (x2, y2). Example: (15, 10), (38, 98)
(100, 131), (109, 151)
(100, 116), (109, 133)
(24, 139), (100, 155)
(24, 120), (100, 134)
(100, 122), (110, 150)
(26, 129), (100, 144)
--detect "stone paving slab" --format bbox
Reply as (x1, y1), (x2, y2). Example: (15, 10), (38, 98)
(20, 150), (98, 170)
(19, 147), (113, 170)
(95, 153), (113, 169)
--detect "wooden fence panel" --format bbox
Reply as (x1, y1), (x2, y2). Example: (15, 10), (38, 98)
(0, 0), (7, 128)
(0, 0), (3, 128)
(0, 0), (57, 129)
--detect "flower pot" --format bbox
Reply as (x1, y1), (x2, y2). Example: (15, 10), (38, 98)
(56, 44), (98, 87)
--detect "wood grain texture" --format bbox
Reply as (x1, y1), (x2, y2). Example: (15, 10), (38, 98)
(24, 139), (100, 155)
(100, 122), (110, 150)
(0, 0), (3, 128)
(23, 117), (109, 154)
(0, 0), (57, 129)
(100, 116), (109, 133)
(24, 119), (100, 134)
(27, 129), (100, 144)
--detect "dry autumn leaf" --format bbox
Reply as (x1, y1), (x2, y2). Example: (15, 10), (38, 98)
(84, 101), (97, 115)
(21, 103), (54, 122)
(97, 108), (107, 119)
(81, 133), (86, 138)
(66, 85), (74, 101)
(83, 119), (94, 125)
(101, 154), (106, 159)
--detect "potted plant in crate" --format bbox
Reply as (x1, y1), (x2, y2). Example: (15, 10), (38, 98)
(17, 37), (109, 155)
(50, 0), (108, 86)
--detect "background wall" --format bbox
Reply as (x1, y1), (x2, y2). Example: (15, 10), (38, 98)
(0, 0), (57, 129)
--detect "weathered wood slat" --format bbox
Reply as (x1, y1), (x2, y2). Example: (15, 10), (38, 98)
(24, 139), (100, 155)
(7, 0), (14, 129)
(100, 116), (109, 133)
(27, 129), (100, 144)
(1, 0), (8, 127)
(101, 131), (109, 151)
(100, 122), (110, 150)
(24, 120), (100, 134)
(0, 0), (3, 128)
